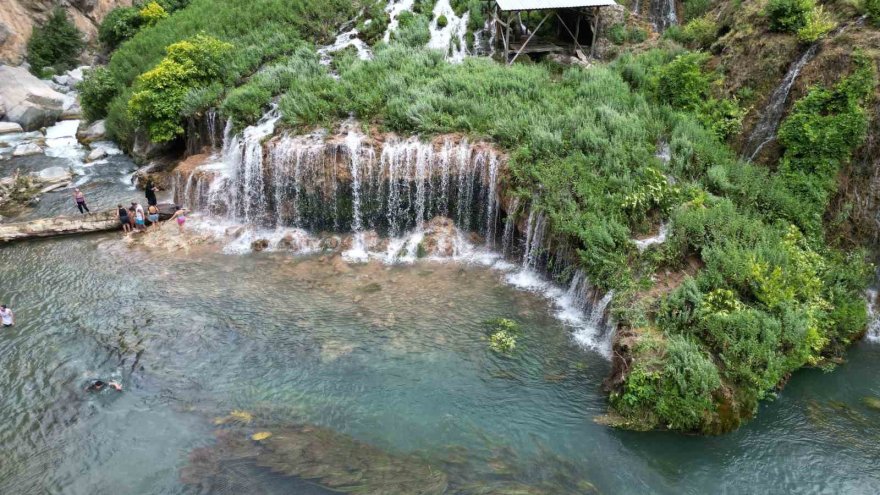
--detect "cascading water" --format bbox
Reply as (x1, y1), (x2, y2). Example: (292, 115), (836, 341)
(648, 0), (678, 32)
(428, 0), (471, 62)
(744, 17), (866, 161)
(175, 108), (616, 353)
(383, 0), (417, 43)
(867, 267), (880, 343)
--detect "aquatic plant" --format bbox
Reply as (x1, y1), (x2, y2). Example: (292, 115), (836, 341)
(487, 318), (520, 354)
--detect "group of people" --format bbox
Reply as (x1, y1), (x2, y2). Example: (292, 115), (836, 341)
(72, 181), (189, 234)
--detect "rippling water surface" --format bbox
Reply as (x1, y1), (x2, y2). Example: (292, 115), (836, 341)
(0, 234), (878, 494)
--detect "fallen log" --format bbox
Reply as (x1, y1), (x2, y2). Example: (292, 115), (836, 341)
(0, 203), (176, 242)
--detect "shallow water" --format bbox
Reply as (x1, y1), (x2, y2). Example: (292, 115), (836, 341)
(1, 233), (878, 494)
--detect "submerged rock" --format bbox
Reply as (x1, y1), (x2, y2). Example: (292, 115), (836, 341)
(183, 422), (448, 495)
(862, 396), (880, 412)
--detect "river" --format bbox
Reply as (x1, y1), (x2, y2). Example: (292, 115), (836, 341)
(0, 223), (878, 493)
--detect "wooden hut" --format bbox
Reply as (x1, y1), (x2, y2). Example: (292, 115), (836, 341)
(491, 0), (619, 63)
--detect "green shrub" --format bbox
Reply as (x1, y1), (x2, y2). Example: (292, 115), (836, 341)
(26, 8), (84, 76)
(78, 67), (120, 122)
(128, 34), (234, 142)
(765, 0), (814, 33)
(796, 6), (836, 42)
(680, 16), (718, 49)
(867, 0), (880, 23)
(655, 52), (712, 110)
(697, 97), (746, 140)
(437, 15), (449, 28)
(392, 11), (431, 47)
(139, 1), (170, 27)
(682, 0), (712, 20)
(99, 7), (143, 49)
(357, 1), (390, 44)
(611, 24), (649, 45)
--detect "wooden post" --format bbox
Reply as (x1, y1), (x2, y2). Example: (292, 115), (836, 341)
(574, 12), (581, 51)
(556, 12), (584, 55)
(509, 12), (551, 65)
(504, 13), (512, 63)
(591, 7), (600, 58)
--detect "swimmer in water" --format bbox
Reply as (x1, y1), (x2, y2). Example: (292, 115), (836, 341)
(86, 380), (123, 392)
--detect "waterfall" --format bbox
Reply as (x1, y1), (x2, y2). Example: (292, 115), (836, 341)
(318, 28), (373, 66)
(383, 0), (417, 43)
(648, 0), (678, 32)
(501, 197), (519, 256)
(176, 109), (620, 355)
(868, 267), (880, 343)
(179, 117), (504, 240)
(428, 0), (471, 62)
(743, 17), (866, 161)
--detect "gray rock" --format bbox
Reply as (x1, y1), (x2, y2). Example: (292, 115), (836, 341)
(0, 122), (23, 134)
(53, 74), (71, 87)
(77, 119), (106, 143)
(12, 143), (43, 156)
(37, 166), (72, 183)
(0, 23), (11, 46)
(86, 147), (107, 162)
(0, 65), (65, 131)
(65, 66), (90, 87)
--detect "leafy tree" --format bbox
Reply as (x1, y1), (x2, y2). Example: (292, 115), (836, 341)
(129, 34), (233, 142)
(26, 8), (84, 76)
(99, 7), (143, 49)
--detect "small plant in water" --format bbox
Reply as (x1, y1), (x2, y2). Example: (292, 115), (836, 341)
(486, 318), (521, 354)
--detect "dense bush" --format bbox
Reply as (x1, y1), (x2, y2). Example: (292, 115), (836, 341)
(609, 24), (649, 45)
(666, 16), (718, 49)
(682, 0), (712, 21)
(796, 6), (836, 42)
(765, 0), (815, 33)
(655, 52), (712, 110)
(78, 67), (120, 122)
(139, 1), (170, 27)
(98, 7), (143, 50)
(128, 35), (233, 142)
(99, 0), (366, 141)
(867, 0), (880, 23)
(392, 11), (431, 47)
(26, 8), (84, 76)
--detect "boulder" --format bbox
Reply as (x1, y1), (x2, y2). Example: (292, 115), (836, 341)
(77, 119), (106, 143)
(0, 122), (23, 134)
(37, 166), (72, 183)
(52, 74), (71, 87)
(0, 209), (119, 242)
(12, 142), (42, 156)
(0, 65), (65, 130)
(251, 238), (270, 252)
(86, 147), (107, 162)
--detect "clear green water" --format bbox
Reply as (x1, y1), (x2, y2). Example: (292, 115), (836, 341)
(1, 234), (878, 494)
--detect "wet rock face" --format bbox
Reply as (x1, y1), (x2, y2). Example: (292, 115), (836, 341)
(0, 65), (64, 131)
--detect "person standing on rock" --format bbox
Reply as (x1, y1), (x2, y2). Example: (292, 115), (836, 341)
(132, 202), (146, 231)
(168, 205), (188, 234)
(147, 204), (160, 229)
(73, 188), (90, 214)
(0, 304), (14, 328)
(145, 180), (158, 207)
(117, 204), (131, 233)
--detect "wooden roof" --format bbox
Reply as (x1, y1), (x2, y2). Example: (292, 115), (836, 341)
(495, 0), (618, 10)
